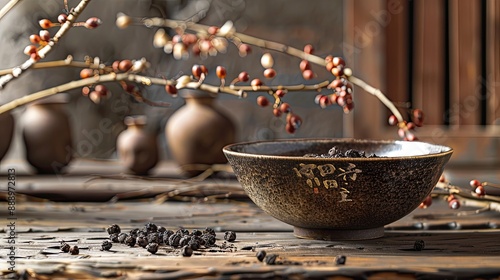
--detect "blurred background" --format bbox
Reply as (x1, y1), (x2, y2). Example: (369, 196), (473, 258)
(0, 0), (498, 175)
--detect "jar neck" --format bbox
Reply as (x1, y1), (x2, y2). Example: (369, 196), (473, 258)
(185, 96), (215, 106)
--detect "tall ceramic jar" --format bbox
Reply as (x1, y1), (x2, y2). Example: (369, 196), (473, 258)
(0, 111), (14, 162)
(117, 115), (159, 175)
(21, 95), (73, 174)
(166, 90), (236, 177)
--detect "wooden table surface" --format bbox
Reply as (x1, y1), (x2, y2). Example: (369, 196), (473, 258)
(1, 159), (500, 279)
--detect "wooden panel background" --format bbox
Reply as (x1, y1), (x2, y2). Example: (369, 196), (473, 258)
(348, 0), (499, 166)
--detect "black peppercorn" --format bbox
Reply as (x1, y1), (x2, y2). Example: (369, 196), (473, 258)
(256, 250), (267, 262)
(335, 255), (346, 265)
(117, 233), (128, 243)
(191, 229), (203, 237)
(179, 236), (192, 247)
(163, 230), (174, 245)
(144, 222), (158, 233)
(146, 242), (159, 254)
(60, 242), (70, 253)
(188, 236), (202, 251)
(176, 228), (190, 236)
(201, 234), (216, 247)
(136, 236), (148, 248)
(101, 240), (113, 251)
(181, 245), (193, 257)
(109, 233), (119, 243)
(414, 240), (425, 251)
(203, 227), (216, 237)
(169, 233), (182, 248)
(129, 228), (140, 238)
(264, 254), (278, 265)
(125, 235), (136, 247)
(69, 245), (79, 255)
(147, 233), (160, 244)
(157, 226), (166, 233)
(106, 224), (121, 235)
(224, 231), (236, 242)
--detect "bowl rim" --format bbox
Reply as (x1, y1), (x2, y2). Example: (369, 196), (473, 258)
(223, 138), (453, 161)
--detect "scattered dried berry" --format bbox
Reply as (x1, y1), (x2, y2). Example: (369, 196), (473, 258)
(101, 240), (113, 251)
(106, 224), (121, 235)
(179, 236), (192, 247)
(144, 222), (158, 233)
(264, 254), (278, 265)
(60, 242), (70, 253)
(201, 234), (216, 247)
(146, 242), (159, 254)
(414, 240), (425, 251)
(169, 233), (182, 248)
(117, 233), (128, 243)
(109, 233), (119, 243)
(305, 146), (378, 158)
(224, 231), (236, 242)
(335, 255), (346, 265)
(125, 236), (136, 247)
(181, 245), (193, 257)
(256, 250), (267, 262)
(69, 245), (79, 255)
(203, 227), (216, 237)
(136, 236), (148, 248)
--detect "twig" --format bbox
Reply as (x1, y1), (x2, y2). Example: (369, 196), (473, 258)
(0, 0), (92, 89)
(0, 0), (21, 21)
(0, 55), (107, 76)
(138, 16), (405, 123)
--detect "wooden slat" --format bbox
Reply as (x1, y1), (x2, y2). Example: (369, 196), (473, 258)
(449, 0), (482, 126)
(413, 0), (446, 125)
(487, 0), (500, 124)
(385, 0), (410, 119)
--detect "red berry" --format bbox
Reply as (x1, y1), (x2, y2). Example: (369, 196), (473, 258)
(58, 13), (68, 24)
(208, 26), (219, 35)
(39, 30), (50, 41)
(238, 44), (251, 55)
(80, 68), (94, 79)
(251, 78), (263, 88)
(332, 66), (344, 77)
(474, 185), (486, 197)
(165, 84), (178, 95)
(448, 199), (460, 209)
(29, 34), (41, 44)
(238, 71), (249, 82)
(325, 55), (333, 63)
(302, 69), (314, 80)
(263, 68), (276, 79)
(407, 122), (416, 130)
(303, 44), (314, 54)
(388, 115), (398, 126)
(325, 62), (335, 72)
(280, 103), (291, 113)
(288, 114), (302, 129)
(319, 95), (330, 108)
(275, 89), (285, 98)
(469, 179), (482, 188)
(122, 83), (135, 93)
(412, 109), (424, 127)
(300, 60), (311, 72)
(418, 195), (433, 209)
(216, 66), (226, 79)
(81, 86), (91, 96)
(273, 108), (282, 117)
(200, 65), (208, 75)
(256, 96), (269, 107)
(285, 122), (296, 134)
(439, 174), (446, 183)
(329, 94), (338, 104)
(84, 17), (102, 29)
(328, 79), (344, 89)
(118, 60), (133, 72)
(332, 57), (345, 67)
(398, 128), (406, 138)
(23, 45), (37, 56)
(39, 19), (53, 29)
(94, 84), (108, 95)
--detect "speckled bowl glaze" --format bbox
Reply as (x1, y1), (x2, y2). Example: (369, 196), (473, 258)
(223, 138), (453, 240)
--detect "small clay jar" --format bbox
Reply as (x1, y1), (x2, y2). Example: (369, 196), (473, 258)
(117, 115), (159, 175)
(21, 94), (73, 174)
(166, 90), (236, 177)
(0, 111), (15, 162)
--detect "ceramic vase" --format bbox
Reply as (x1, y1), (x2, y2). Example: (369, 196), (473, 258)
(21, 95), (72, 174)
(117, 115), (159, 175)
(165, 90), (236, 177)
(0, 111), (14, 162)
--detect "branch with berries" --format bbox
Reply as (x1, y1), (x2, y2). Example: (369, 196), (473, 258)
(418, 175), (500, 215)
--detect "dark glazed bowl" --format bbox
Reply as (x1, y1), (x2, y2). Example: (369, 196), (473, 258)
(223, 139), (453, 240)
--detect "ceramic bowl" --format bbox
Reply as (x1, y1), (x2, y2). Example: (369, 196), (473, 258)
(223, 138), (453, 240)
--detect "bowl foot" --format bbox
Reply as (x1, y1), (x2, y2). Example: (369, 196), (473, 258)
(293, 226), (384, 241)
